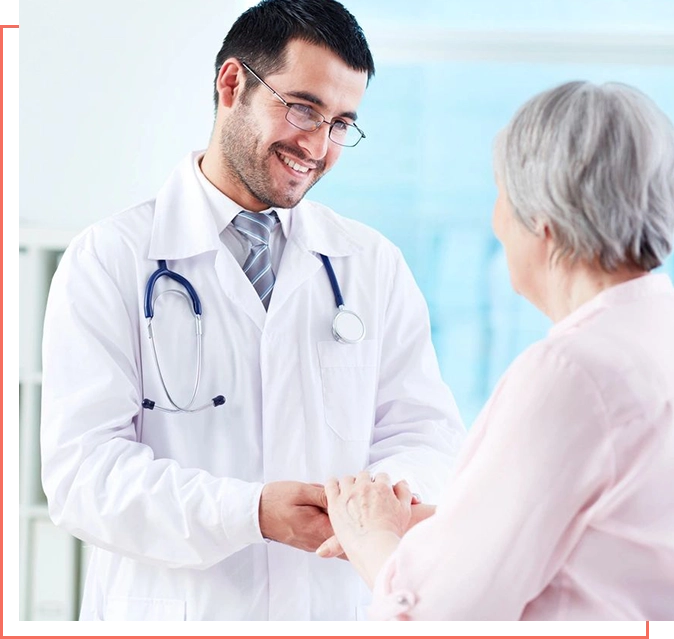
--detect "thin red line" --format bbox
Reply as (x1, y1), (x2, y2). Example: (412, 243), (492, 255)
(0, 18), (655, 639)
(0, 24), (19, 632)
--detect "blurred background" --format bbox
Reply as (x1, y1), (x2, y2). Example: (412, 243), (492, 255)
(19, 0), (674, 620)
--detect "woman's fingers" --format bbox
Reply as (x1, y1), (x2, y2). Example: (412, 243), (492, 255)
(338, 474), (356, 490)
(372, 472), (392, 485)
(316, 534), (343, 558)
(324, 477), (340, 505)
(329, 474), (413, 506)
(354, 470), (371, 485)
(393, 479), (413, 505)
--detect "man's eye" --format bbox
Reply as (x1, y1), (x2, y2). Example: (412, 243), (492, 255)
(292, 104), (315, 118)
(331, 120), (349, 132)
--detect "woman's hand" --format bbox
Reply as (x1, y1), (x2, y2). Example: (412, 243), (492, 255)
(318, 471), (413, 587)
(316, 489), (435, 560)
(326, 471), (413, 539)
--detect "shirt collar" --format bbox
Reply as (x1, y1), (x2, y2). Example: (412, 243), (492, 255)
(193, 154), (290, 237)
(148, 151), (363, 260)
(549, 272), (674, 336)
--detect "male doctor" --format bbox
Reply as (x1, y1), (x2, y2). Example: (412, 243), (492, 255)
(40, 0), (465, 621)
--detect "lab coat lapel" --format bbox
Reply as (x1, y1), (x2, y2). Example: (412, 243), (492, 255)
(214, 248), (267, 331)
(148, 153), (222, 260)
(148, 157), (366, 329)
(266, 202), (364, 320)
(267, 239), (322, 319)
(148, 152), (267, 330)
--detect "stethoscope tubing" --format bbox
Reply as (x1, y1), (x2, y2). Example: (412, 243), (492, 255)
(320, 254), (345, 308)
(144, 260), (219, 413)
(145, 259), (201, 319)
(142, 252), (364, 412)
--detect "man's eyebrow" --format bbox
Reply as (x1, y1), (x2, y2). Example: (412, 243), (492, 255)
(286, 90), (358, 122)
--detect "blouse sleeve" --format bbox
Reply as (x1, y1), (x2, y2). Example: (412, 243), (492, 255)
(368, 340), (616, 620)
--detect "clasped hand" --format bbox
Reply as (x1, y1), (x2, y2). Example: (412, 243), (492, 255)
(258, 481), (333, 552)
(258, 476), (424, 559)
(317, 471), (412, 558)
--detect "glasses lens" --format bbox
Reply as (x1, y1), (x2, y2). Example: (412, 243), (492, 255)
(329, 122), (363, 147)
(286, 104), (321, 131)
(285, 104), (364, 147)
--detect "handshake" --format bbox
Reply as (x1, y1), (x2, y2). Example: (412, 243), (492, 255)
(258, 479), (433, 560)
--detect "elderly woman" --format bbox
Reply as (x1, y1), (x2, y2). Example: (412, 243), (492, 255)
(318, 81), (674, 620)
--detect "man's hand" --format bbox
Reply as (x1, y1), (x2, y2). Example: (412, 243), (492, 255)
(259, 481), (333, 552)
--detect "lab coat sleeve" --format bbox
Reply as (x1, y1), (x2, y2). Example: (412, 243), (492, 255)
(40, 243), (264, 570)
(368, 342), (615, 620)
(366, 248), (466, 502)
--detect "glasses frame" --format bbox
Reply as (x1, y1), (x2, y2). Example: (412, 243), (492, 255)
(240, 61), (366, 148)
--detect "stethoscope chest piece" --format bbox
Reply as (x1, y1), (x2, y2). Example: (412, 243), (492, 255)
(319, 253), (366, 345)
(332, 306), (365, 344)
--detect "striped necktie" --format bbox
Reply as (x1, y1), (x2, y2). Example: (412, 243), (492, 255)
(232, 211), (278, 310)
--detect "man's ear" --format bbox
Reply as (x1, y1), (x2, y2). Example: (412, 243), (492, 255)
(215, 59), (246, 109)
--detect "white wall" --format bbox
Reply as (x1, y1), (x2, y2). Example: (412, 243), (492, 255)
(20, 0), (253, 231)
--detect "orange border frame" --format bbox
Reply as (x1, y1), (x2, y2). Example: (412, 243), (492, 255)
(0, 24), (19, 632)
(0, 18), (674, 639)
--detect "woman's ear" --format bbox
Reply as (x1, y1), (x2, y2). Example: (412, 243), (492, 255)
(542, 222), (553, 240)
(539, 221), (559, 265)
(531, 217), (552, 239)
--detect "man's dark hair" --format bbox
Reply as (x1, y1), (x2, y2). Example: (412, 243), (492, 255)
(213, 0), (375, 108)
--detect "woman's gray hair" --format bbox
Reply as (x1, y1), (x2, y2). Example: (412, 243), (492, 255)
(494, 81), (674, 271)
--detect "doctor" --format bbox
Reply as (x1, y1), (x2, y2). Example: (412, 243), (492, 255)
(40, 0), (464, 621)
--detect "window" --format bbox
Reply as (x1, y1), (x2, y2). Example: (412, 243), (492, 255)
(312, 2), (674, 422)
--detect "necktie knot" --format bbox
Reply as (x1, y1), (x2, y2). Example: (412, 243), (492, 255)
(232, 211), (277, 247)
(231, 211), (278, 310)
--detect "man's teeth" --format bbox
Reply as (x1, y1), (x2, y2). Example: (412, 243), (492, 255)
(280, 154), (309, 173)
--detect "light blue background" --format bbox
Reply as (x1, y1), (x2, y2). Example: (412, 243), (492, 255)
(310, 3), (674, 424)
(348, 0), (674, 31)
(19, 0), (674, 426)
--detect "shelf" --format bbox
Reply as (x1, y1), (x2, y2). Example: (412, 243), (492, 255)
(19, 227), (85, 621)
(19, 371), (42, 385)
(20, 504), (50, 519)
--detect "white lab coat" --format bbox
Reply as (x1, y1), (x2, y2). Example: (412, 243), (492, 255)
(40, 152), (465, 621)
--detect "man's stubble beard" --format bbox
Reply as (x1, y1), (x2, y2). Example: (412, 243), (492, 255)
(218, 111), (327, 209)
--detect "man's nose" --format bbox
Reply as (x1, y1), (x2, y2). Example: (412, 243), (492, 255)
(296, 122), (331, 160)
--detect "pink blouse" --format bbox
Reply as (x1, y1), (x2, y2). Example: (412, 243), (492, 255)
(369, 273), (674, 620)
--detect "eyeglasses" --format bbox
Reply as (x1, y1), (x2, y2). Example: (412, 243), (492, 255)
(240, 61), (366, 148)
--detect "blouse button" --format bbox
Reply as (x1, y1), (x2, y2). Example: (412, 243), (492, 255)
(392, 590), (416, 611)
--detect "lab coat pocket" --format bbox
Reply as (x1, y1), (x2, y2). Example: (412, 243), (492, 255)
(103, 597), (186, 621)
(318, 339), (378, 441)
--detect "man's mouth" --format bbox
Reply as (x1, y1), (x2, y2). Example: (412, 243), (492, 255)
(277, 151), (311, 174)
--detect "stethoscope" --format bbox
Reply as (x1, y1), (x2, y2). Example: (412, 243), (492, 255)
(142, 255), (365, 413)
